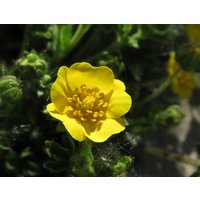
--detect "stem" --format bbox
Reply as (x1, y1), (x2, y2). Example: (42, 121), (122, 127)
(19, 24), (30, 57)
(68, 24), (91, 52)
(82, 138), (92, 148)
(51, 25), (91, 66)
(145, 146), (200, 167)
(137, 68), (181, 108)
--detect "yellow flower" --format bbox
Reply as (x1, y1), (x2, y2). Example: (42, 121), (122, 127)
(168, 51), (196, 99)
(168, 51), (180, 76)
(185, 24), (200, 46)
(47, 62), (132, 142)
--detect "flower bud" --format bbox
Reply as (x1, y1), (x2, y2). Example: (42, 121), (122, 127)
(39, 74), (51, 88)
(17, 50), (48, 77)
(0, 75), (22, 117)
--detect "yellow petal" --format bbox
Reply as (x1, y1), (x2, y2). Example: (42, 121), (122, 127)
(114, 79), (126, 90)
(85, 118), (126, 142)
(67, 62), (114, 93)
(168, 51), (180, 76)
(47, 103), (86, 142)
(172, 70), (196, 99)
(106, 79), (132, 118)
(185, 24), (200, 45)
(51, 66), (69, 113)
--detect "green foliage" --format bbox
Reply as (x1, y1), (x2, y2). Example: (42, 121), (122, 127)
(154, 105), (185, 125)
(44, 140), (70, 173)
(0, 24), (199, 177)
(93, 143), (133, 177)
(113, 156), (132, 177)
(70, 142), (95, 176)
(17, 50), (48, 77)
(0, 75), (22, 117)
(117, 24), (173, 48)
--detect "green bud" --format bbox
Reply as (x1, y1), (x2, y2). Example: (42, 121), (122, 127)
(0, 75), (22, 117)
(154, 105), (185, 125)
(39, 74), (51, 88)
(17, 50), (48, 77)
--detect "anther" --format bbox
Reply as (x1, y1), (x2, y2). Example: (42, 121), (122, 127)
(78, 110), (83, 117)
(90, 118), (97, 122)
(73, 94), (78, 101)
(67, 97), (73, 103)
(93, 112), (99, 118)
(80, 117), (87, 121)
(102, 102), (108, 108)
(99, 111), (104, 117)
(86, 110), (93, 114)
(73, 110), (78, 117)
(98, 99), (104, 107)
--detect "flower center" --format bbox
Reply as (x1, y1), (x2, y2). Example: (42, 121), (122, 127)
(67, 84), (108, 127)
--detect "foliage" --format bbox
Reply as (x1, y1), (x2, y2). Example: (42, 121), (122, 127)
(0, 24), (199, 176)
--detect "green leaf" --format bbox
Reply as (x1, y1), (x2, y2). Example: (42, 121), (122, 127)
(44, 140), (70, 160)
(59, 25), (72, 52)
(113, 156), (132, 177)
(43, 160), (68, 173)
(154, 105), (185, 125)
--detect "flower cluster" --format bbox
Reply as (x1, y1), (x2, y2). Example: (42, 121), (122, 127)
(47, 62), (132, 142)
(168, 51), (196, 99)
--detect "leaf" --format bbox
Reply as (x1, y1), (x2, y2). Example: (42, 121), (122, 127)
(43, 160), (68, 173)
(113, 156), (132, 177)
(154, 105), (185, 125)
(44, 140), (70, 160)
(59, 25), (72, 52)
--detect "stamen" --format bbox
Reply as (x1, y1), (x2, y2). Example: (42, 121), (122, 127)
(67, 84), (108, 128)
(102, 102), (108, 108)
(78, 110), (83, 117)
(86, 110), (93, 114)
(98, 99), (104, 107)
(67, 97), (73, 103)
(90, 118), (97, 122)
(93, 112), (99, 118)
(80, 117), (87, 121)
(99, 111), (104, 117)
(73, 110), (78, 117)
(73, 94), (78, 101)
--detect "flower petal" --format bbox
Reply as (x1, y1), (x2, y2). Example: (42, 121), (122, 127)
(85, 118), (126, 142)
(168, 51), (180, 76)
(47, 103), (86, 142)
(106, 79), (132, 118)
(51, 66), (70, 113)
(172, 71), (196, 99)
(67, 62), (114, 93)
(114, 79), (126, 90)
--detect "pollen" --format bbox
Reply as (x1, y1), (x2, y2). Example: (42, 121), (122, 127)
(67, 84), (108, 127)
